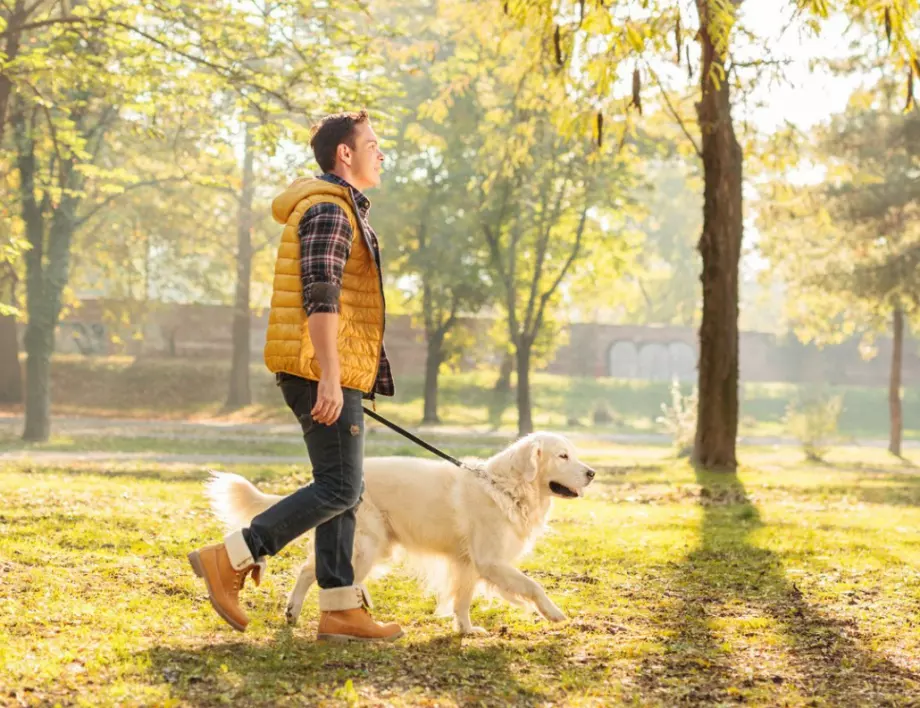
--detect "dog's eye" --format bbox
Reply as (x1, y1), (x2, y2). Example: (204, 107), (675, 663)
(559, 453), (569, 460)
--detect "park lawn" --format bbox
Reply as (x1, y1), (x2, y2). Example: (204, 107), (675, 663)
(2, 445), (919, 707)
(0, 429), (665, 464)
(4, 355), (919, 441)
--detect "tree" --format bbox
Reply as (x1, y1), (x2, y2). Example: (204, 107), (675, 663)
(373, 8), (492, 424)
(2, 0), (390, 438)
(501, 0), (918, 468)
(760, 98), (920, 456)
(619, 160), (702, 326)
(412, 0), (642, 435)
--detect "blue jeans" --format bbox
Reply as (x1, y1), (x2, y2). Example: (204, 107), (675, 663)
(242, 373), (364, 589)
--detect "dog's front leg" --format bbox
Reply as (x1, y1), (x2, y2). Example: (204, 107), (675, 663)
(476, 562), (566, 622)
(286, 561), (316, 625)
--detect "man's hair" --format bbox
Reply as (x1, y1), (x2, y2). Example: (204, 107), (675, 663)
(309, 110), (370, 173)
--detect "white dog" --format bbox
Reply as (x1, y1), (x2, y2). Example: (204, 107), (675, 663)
(206, 432), (595, 635)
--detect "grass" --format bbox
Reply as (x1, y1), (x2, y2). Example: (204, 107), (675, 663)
(2, 442), (919, 706)
(3, 354), (917, 441)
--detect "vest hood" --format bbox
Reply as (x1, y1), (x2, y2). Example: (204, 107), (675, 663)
(271, 177), (351, 224)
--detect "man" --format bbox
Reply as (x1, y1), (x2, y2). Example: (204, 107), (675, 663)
(188, 110), (402, 642)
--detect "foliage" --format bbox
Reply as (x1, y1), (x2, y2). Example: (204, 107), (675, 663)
(784, 388), (844, 461)
(657, 377), (699, 457)
(759, 95), (920, 347)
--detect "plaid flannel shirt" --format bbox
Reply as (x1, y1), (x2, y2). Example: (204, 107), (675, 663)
(298, 173), (393, 397)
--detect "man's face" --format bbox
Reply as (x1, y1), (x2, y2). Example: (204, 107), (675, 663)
(342, 121), (384, 191)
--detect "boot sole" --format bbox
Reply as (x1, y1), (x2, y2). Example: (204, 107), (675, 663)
(317, 630), (404, 643)
(187, 551), (247, 633)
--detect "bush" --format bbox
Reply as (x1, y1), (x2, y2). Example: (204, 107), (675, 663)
(657, 378), (698, 458)
(784, 390), (843, 462)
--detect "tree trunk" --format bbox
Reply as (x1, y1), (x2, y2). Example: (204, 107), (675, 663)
(0, 267), (23, 404)
(15, 100), (82, 441)
(225, 122), (255, 410)
(22, 324), (52, 441)
(691, 0), (743, 471)
(494, 351), (513, 394)
(0, 1), (26, 146)
(889, 305), (904, 456)
(0, 313), (23, 404)
(516, 341), (533, 437)
(422, 329), (444, 424)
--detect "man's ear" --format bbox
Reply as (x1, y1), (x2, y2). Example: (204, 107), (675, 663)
(337, 142), (352, 167)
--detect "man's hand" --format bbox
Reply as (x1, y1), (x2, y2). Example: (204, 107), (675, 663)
(312, 369), (344, 425)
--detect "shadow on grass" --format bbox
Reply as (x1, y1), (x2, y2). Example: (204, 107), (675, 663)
(143, 628), (564, 707)
(633, 468), (920, 706)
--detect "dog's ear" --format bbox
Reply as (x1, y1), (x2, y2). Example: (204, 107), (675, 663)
(522, 438), (542, 482)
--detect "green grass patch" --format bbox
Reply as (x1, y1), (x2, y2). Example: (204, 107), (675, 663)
(2, 448), (919, 706)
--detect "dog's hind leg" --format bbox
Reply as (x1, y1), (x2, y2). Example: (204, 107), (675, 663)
(451, 564), (487, 636)
(286, 558), (316, 626)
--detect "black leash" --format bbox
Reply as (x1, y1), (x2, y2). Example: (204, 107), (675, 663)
(362, 406), (465, 469)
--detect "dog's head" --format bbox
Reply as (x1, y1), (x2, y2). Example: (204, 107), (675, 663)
(506, 432), (596, 499)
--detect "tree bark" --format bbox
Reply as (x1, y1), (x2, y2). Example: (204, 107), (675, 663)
(0, 1), (26, 146)
(0, 266), (23, 404)
(494, 351), (513, 394)
(516, 340), (533, 436)
(422, 329), (444, 424)
(225, 122), (255, 410)
(889, 305), (904, 456)
(691, 0), (743, 471)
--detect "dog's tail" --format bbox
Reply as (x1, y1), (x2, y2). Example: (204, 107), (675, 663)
(206, 470), (282, 530)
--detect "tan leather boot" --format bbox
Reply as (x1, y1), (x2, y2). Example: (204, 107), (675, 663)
(187, 530), (263, 632)
(316, 585), (403, 642)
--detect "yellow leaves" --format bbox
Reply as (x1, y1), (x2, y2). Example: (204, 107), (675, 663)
(625, 22), (645, 53)
(580, 6), (613, 34)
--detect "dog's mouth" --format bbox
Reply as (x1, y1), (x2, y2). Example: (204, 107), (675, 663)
(549, 481), (581, 498)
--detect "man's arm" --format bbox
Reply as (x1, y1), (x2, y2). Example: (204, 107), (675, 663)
(298, 202), (353, 425)
(308, 313), (341, 424)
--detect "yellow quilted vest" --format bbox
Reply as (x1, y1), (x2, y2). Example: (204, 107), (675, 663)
(264, 177), (384, 394)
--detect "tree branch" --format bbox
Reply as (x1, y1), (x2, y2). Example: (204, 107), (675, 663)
(75, 176), (190, 227)
(531, 195), (590, 338)
(646, 64), (702, 158)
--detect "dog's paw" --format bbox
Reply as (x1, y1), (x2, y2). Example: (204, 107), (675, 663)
(460, 626), (489, 637)
(285, 604), (300, 626)
(541, 605), (567, 623)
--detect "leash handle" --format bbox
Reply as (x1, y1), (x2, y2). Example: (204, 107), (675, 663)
(362, 406), (465, 469)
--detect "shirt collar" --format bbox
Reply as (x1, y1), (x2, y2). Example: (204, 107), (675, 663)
(319, 172), (371, 217)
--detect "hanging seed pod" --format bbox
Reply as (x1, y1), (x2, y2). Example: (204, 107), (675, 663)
(686, 45), (693, 80)
(907, 65), (916, 113)
(579, 0), (586, 25)
(885, 8), (892, 46)
(631, 67), (642, 115)
(554, 25), (563, 66)
(675, 13), (682, 65)
(503, 1), (509, 15)
(597, 111), (604, 147)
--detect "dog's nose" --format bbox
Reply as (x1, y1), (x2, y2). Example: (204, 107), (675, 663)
(585, 467), (596, 481)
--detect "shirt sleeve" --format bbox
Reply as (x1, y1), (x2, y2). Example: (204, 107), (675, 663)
(298, 202), (353, 316)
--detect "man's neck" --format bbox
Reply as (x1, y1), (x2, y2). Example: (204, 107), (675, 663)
(329, 168), (365, 192)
